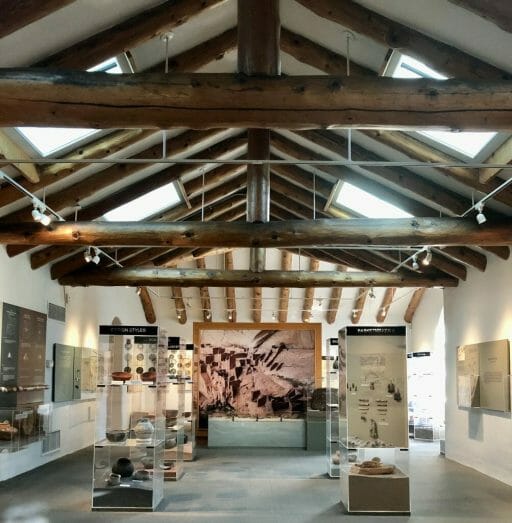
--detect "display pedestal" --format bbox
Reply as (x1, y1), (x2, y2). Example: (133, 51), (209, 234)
(208, 416), (306, 447)
(306, 410), (326, 451)
(341, 467), (410, 514)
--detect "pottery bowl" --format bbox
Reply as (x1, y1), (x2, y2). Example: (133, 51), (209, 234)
(141, 371), (156, 382)
(111, 371), (132, 381)
(106, 429), (128, 443)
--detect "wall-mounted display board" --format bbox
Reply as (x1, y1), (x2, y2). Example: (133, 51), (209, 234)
(457, 339), (510, 412)
(53, 344), (97, 403)
(338, 326), (410, 515)
(193, 323), (321, 437)
(0, 302), (47, 407)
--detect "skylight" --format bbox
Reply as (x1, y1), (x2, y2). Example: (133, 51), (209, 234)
(336, 182), (413, 219)
(16, 59), (122, 156)
(104, 182), (181, 221)
(392, 54), (496, 158)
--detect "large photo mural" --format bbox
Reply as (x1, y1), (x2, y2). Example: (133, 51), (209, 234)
(195, 324), (320, 426)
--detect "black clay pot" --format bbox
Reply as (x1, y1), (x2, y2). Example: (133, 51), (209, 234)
(112, 457), (134, 478)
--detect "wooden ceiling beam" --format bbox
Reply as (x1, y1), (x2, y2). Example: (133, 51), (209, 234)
(0, 0), (75, 39)
(29, 137), (245, 269)
(302, 258), (319, 322)
(224, 251), (237, 322)
(146, 27), (237, 74)
(442, 246), (487, 272)
(3, 71), (512, 130)
(281, 27), (373, 76)
(404, 288), (427, 323)
(448, 1), (512, 34)
(0, 131), (40, 183)
(34, 0), (226, 69)
(252, 288), (262, 323)
(6, 217), (511, 248)
(270, 163), (333, 199)
(278, 251), (292, 322)
(0, 130), (156, 208)
(376, 287), (396, 323)
(58, 267), (457, 289)
(479, 137), (512, 183)
(195, 257), (212, 322)
(351, 289), (368, 324)
(171, 286), (187, 325)
(138, 287), (156, 324)
(295, 0), (509, 79)
(326, 265), (346, 324)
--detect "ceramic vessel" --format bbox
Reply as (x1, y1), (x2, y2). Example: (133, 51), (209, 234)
(112, 457), (134, 478)
(133, 418), (154, 441)
(111, 371), (132, 382)
(107, 472), (121, 486)
(105, 429), (128, 443)
(133, 469), (151, 481)
(141, 370), (156, 382)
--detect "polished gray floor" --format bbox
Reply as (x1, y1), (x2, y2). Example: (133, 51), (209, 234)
(1, 442), (512, 522)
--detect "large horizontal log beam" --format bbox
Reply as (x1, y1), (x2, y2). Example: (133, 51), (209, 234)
(2, 71), (512, 130)
(448, 1), (512, 34)
(59, 268), (457, 288)
(2, 218), (510, 248)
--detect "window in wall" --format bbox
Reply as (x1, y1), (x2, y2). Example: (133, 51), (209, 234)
(335, 182), (413, 219)
(104, 182), (181, 221)
(392, 54), (496, 158)
(16, 59), (122, 156)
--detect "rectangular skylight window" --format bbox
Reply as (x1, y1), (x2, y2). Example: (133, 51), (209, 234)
(336, 182), (413, 219)
(16, 59), (122, 156)
(392, 54), (496, 158)
(104, 181), (181, 221)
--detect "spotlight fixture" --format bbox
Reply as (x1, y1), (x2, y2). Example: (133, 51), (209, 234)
(228, 311), (233, 321)
(422, 248), (432, 266)
(412, 255), (419, 271)
(177, 311), (182, 321)
(368, 287), (375, 299)
(136, 287), (142, 296)
(31, 201), (43, 222)
(31, 199), (52, 226)
(40, 213), (52, 226)
(84, 247), (93, 263)
(272, 311), (277, 320)
(91, 248), (100, 265)
(475, 202), (487, 225)
(205, 311), (211, 320)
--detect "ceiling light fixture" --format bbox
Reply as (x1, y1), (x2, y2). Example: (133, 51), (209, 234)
(272, 311), (277, 320)
(475, 202), (487, 225)
(84, 247), (93, 263)
(368, 288), (376, 299)
(136, 287), (142, 296)
(91, 247), (101, 265)
(422, 248), (432, 266)
(412, 255), (419, 270)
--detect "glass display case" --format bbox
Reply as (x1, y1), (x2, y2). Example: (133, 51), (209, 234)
(338, 326), (410, 515)
(325, 337), (340, 477)
(92, 325), (166, 511)
(0, 402), (50, 453)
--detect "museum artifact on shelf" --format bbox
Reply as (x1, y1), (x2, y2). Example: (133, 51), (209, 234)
(92, 325), (168, 512)
(338, 326), (410, 514)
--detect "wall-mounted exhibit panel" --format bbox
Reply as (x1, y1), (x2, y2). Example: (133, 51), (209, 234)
(53, 344), (97, 403)
(0, 302), (47, 407)
(193, 322), (321, 445)
(457, 339), (510, 412)
(339, 326), (410, 515)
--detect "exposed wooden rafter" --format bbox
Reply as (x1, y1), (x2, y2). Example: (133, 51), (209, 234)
(0, 130), (40, 183)
(295, 0), (509, 79)
(326, 265), (346, 324)
(34, 0), (226, 69)
(224, 251), (237, 322)
(2, 71), (512, 130)
(278, 251), (292, 322)
(448, 1), (512, 34)
(0, 0), (75, 39)
(404, 288), (427, 323)
(137, 287), (156, 324)
(351, 289), (368, 324)
(302, 258), (319, 322)
(195, 258), (212, 322)
(377, 288), (396, 323)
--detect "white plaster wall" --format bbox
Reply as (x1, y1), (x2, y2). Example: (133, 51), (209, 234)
(444, 256), (512, 485)
(0, 248), (98, 481)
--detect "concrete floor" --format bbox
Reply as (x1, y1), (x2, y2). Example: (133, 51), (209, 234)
(1, 442), (511, 522)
